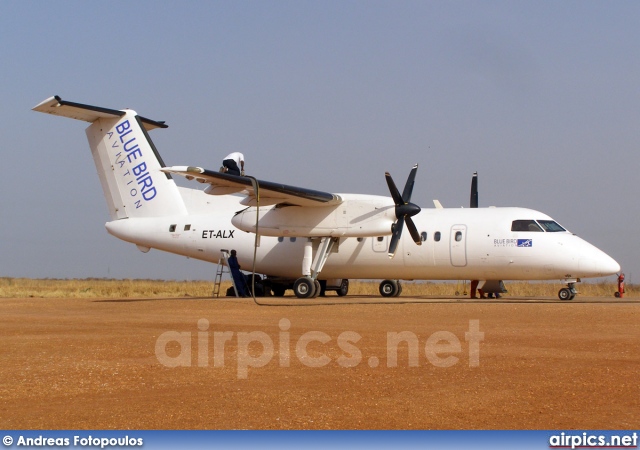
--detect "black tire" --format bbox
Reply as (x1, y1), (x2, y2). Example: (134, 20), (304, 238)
(337, 279), (349, 297)
(272, 285), (286, 297)
(614, 292), (621, 298)
(294, 277), (316, 299)
(558, 288), (572, 300)
(380, 279), (399, 297)
(313, 280), (321, 298)
(245, 276), (262, 297)
(318, 279), (328, 297)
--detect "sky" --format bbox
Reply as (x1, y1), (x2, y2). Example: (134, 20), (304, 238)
(1, 1), (638, 282)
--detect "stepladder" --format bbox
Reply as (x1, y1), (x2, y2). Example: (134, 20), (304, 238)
(213, 249), (239, 297)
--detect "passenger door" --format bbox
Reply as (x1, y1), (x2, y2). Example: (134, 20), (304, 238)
(450, 224), (467, 267)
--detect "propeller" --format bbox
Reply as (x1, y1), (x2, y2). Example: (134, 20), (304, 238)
(385, 164), (422, 258)
(470, 171), (478, 208)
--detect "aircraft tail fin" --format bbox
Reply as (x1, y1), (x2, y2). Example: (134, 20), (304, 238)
(33, 96), (187, 220)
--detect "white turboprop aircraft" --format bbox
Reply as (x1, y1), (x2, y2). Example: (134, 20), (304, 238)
(33, 96), (620, 300)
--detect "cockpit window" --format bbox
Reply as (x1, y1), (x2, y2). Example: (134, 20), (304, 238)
(537, 220), (566, 232)
(511, 220), (543, 232)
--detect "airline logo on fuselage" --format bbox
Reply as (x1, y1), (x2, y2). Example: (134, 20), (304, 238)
(109, 119), (157, 209)
(494, 239), (533, 247)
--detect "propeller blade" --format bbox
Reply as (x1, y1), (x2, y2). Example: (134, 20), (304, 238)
(385, 164), (422, 258)
(385, 172), (403, 205)
(405, 217), (422, 245)
(401, 164), (418, 202)
(470, 171), (478, 208)
(388, 216), (404, 258)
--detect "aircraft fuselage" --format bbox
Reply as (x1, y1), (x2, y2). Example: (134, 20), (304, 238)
(105, 188), (618, 282)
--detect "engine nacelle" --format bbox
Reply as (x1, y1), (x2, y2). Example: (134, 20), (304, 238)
(231, 195), (398, 238)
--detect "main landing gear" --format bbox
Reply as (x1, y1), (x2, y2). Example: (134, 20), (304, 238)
(293, 276), (321, 299)
(291, 237), (401, 299)
(558, 278), (578, 301)
(293, 237), (338, 299)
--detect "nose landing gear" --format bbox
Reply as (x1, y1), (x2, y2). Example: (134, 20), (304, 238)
(558, 278), (578, 300)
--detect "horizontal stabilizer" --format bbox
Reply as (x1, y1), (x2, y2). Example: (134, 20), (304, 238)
(32, 96), (167, 131)
(162, 166), (343, 207)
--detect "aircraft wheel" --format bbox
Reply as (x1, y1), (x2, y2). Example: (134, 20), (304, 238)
(558, 288), (573, 301)
(272, 285), (286, 297)
(380, 279), (399, 297)
(614, 292), (621, 298)
(395, 282), (403, 297)
(313, 280), (321, 298)
(337, 279), (349, 297)
(294, 277), (316, 299)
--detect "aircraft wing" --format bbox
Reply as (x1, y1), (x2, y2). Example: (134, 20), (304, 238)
(162, 166), (343, 207)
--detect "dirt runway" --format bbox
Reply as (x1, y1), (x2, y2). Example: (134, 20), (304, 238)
(1, 295), (638, 429)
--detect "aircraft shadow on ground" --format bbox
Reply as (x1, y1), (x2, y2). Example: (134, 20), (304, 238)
(92, 296), (637, 305)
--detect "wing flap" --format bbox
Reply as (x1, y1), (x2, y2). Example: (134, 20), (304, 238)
(162, 166), (343, 207)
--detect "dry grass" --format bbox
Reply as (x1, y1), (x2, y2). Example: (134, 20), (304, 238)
(0, 278), (221, 298)
(349, 280), (632, 297)
(0, 277), (631, 298)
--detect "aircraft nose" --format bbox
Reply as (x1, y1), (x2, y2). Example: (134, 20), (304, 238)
(598, 254), (621, 276)
(579, 250), (620, 277)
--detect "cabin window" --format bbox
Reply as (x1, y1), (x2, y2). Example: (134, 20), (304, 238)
(420, 232), (427, 242)
(169, 224), (177, 232)
(538, 220), (566, 232)
(434, 231), (441, 242)
(184, 224), (191, 231)
(455, 231), (462, 242)
(511, 220), (543, 232)
(277, 237), (284, 242)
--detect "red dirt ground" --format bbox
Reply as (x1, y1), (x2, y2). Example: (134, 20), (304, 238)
(1, 295), (638, 429)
